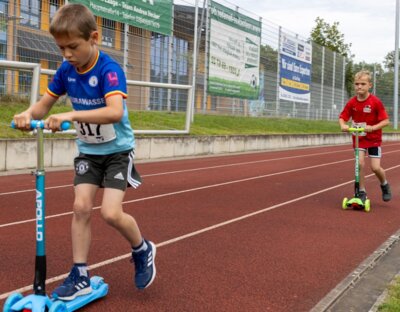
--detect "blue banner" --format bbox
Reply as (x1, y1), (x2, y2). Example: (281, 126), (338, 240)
(279, 32), (312, 103)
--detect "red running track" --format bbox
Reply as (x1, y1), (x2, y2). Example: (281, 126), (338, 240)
(1, 143), (400, 311)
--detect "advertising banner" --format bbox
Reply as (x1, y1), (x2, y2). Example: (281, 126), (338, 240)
(279, 32), (312, 103)
(208, 0), (261, 99)
(71, 0), (173, 36)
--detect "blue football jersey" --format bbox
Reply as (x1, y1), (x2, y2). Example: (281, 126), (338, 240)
(47, 51), (135, 155)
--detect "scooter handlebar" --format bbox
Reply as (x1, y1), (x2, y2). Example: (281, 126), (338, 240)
(348, 127), (365, 133)
(11, 120), (71, 131)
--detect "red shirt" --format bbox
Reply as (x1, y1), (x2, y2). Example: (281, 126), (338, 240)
(339, 94), (388, 148)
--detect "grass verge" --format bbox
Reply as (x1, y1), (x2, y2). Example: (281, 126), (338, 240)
(1, 101), (399, 138)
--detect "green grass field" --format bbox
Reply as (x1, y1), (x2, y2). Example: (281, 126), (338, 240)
(3, 100), (399, 139)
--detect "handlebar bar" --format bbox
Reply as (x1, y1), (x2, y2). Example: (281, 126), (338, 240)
(348, 127), (365, 132)
(11, 120), (71, 131)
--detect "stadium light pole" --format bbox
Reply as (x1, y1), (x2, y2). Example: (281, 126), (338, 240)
(394, 0), (399, 129)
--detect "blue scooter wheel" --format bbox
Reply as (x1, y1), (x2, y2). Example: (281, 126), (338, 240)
(90, 276), (105, 290)
(3, 293), (23, 312)
(49, 300), (67, 312)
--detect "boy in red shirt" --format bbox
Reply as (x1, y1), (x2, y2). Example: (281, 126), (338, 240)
(339, 70), (391, 203)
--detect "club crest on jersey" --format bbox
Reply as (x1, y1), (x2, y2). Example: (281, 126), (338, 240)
(75, 160), (89, 175)
(89, 76), (98, 87)
(363, 105), (371, 113)
(107, 72), (119, 87)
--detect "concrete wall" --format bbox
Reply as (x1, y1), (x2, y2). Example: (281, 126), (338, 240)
(1, 133), (400, 172)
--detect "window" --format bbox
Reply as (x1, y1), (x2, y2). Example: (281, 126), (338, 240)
(150, 34), (189, 111)
(102, 18), (115, 48)
(0, 42), (5, 58)
(20, 0), (41, 28)
(0, 1), (7, 43)
(50, 0), (62, 22)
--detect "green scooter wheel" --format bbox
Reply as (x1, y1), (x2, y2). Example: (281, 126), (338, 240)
(342, 197), (348, 210)
(364, 199), (371, 212)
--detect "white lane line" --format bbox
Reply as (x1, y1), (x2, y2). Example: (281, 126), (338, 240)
(2, 163), (400, 300)
(2, 144), (400, 197)
(0, 158), (353, 228)
(0, 148), (357, 196)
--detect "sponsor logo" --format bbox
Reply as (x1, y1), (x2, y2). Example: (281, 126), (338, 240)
(363, 105), (372, 113)
(75, 160), (89, 175)
(68, 77), (76, 83)
(114, 172), (125, 180)
(89, 76), (98, 87)
(107, 72), (119, 87)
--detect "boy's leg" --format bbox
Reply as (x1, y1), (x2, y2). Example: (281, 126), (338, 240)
(358, 150), (367, 191)
(52, 184), (98, 300)
(101, 188), (156, 289)
(369, 149), (391, 201)
(72, 184), (98, 262)
(101, 188), (142, 247)
(370, 157), (386, 183)
(101, 151), (156, 289)
(53, 154), (102, 300)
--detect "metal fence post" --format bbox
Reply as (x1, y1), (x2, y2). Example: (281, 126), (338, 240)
(320, 46), (325, 119)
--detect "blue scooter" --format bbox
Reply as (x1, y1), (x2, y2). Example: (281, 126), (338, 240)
(4, 120), (108, 312)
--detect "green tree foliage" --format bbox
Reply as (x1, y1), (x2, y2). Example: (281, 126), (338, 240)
(310, 17), (354, 97)
(310, 17), (352, 58)
(383, 50), (397, 71)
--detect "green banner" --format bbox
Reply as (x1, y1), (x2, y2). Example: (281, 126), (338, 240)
(70, 0), (173, 36)
(208, 1), (261, 99)
(209, 1), (261, 37)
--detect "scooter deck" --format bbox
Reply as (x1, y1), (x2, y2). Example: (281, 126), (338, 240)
(5, 277), (108, 312)
(53, 276), (109, 312)
(64, 281), (108, 311)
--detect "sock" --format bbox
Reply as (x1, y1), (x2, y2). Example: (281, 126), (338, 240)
(132, 239), (148, 253)
(381, 181), (388, 186)
(359, 188), (366, 193)
(74, 263), (88, 277)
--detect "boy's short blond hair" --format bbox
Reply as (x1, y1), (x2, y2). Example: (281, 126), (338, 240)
(50, 3), (97, 40)
(354, 70), (372, 82)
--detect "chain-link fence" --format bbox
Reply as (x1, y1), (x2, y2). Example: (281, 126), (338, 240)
(0, 0), (352, 122)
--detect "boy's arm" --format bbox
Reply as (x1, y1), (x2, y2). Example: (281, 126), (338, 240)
(339, 118), (349, 132)
(13, 92), (58, 129)
(45, 94), (124, 130)
(365, 118), (390, 133)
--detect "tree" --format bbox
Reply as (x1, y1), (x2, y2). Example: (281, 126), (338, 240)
(310, 17), (353, 58)
(310, 17), (354, 96)
(383, 50), (397, 71)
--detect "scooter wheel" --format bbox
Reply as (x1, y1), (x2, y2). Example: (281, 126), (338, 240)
(364, 199), (371, 212)
(3, 293), (23, 312)
(90, 276), (105, 290)
(49, 300), (67, 312)
(342, 197), (348, 210)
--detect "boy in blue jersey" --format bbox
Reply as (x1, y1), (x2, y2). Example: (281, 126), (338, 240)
(13, 3), (156, 300)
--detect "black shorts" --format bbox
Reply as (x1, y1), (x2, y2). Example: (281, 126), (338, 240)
(74, 150), (142, 191)
(358, 147), (382, 158)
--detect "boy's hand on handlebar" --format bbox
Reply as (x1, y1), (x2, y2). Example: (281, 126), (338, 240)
(45, 113), (72, 132)
(341, 124), (349, 132)
(13, 112), (32, 131)
(365, 125), (374, 133)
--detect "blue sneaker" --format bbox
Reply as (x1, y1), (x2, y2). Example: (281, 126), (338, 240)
(132, 240), (156, 289)
(52, 266), (92, 301)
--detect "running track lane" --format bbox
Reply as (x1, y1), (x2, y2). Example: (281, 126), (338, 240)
(1, 143), (400, 311)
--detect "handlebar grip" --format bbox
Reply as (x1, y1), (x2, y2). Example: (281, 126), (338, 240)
(348, 127), (365, 132)
(11, 120), (71, 131)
